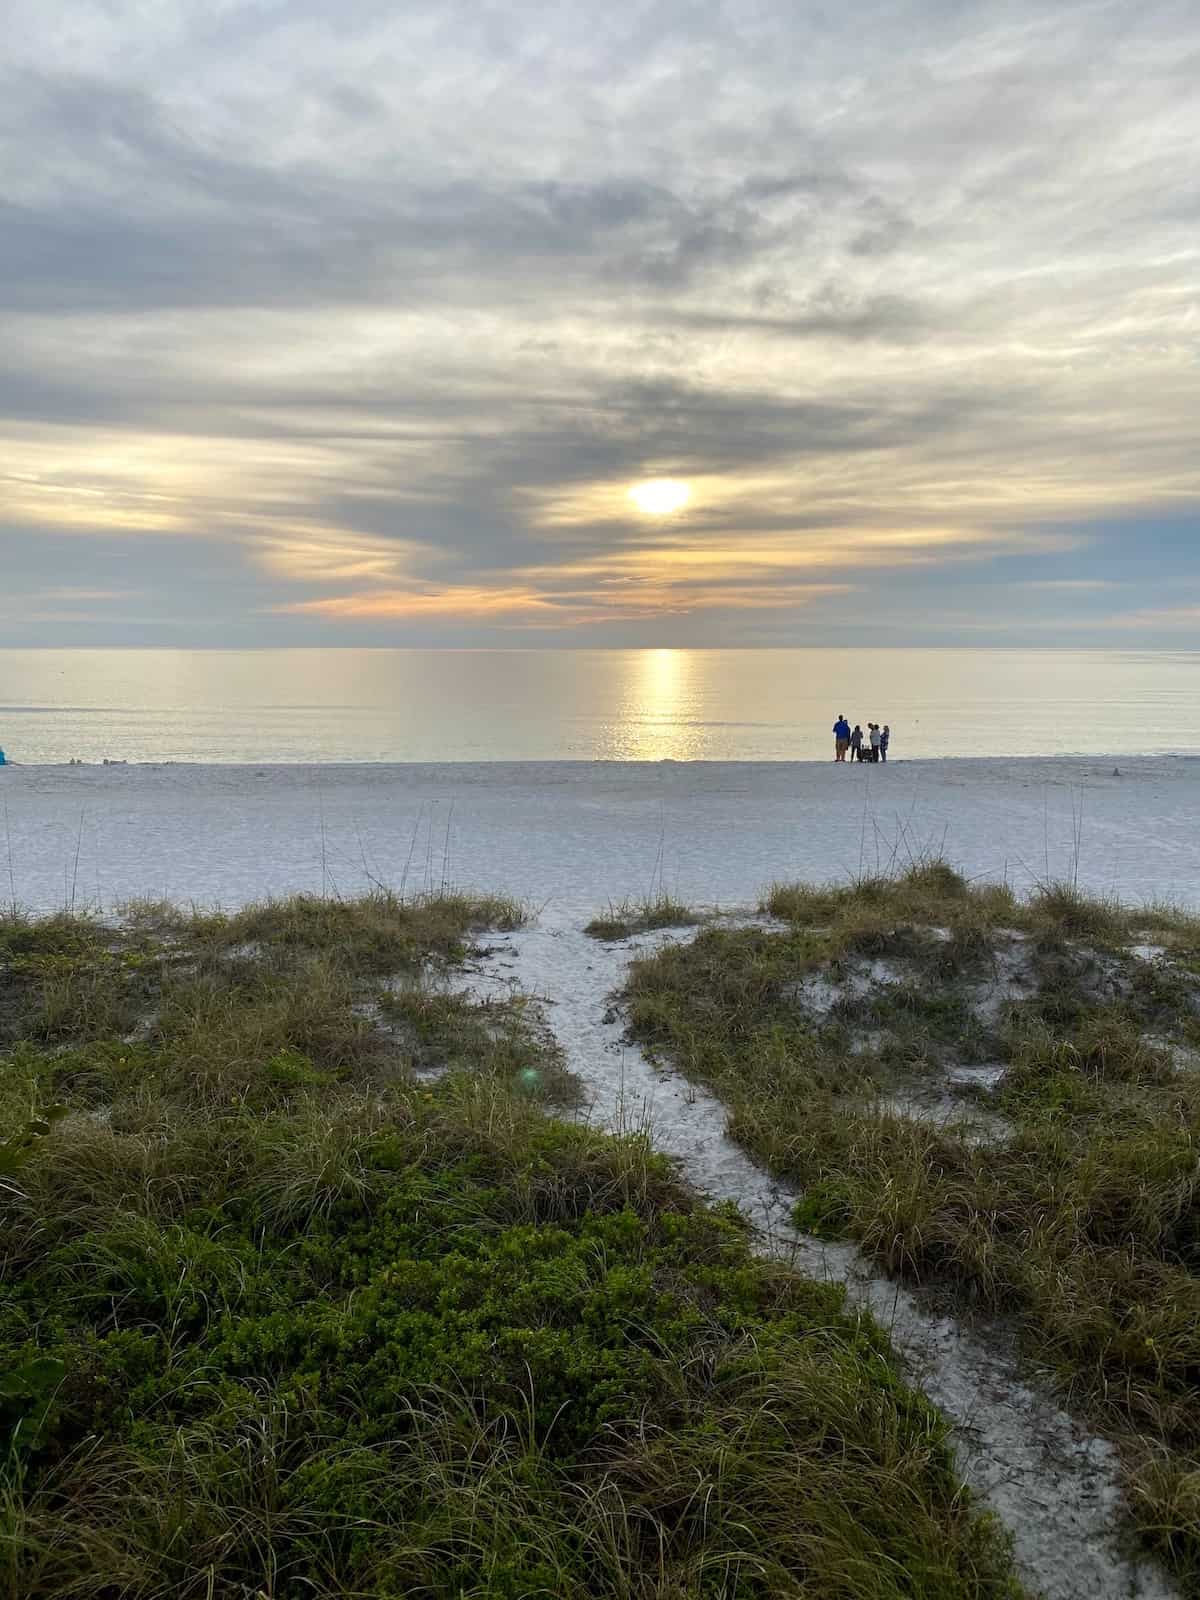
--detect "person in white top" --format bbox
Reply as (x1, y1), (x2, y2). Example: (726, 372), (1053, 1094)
(868, 724), (881, 760)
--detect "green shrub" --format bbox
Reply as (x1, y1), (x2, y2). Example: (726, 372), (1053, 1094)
(623, 879), (1200, 1590)
(0, 898), (1019, 1599)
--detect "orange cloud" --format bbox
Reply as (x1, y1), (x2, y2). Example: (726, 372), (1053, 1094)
(275, 575), (852, 627)
(279, 586), (561, 621)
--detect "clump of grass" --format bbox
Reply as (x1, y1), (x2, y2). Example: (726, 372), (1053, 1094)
(1005, 1010), (1173, 1092)
(762, 881), (848, 924)
(0, 950), (162, 1050)
(0, 892), (530, 1089)
(903, 859), (972, 900)
(765, 859), (1018, 948)
(152, 950), (388, 1095)
(1027, 881), (1130, 944)
(0, 910), (107, 959)
(379, 981), (578, 1104)
(0, 894), (1022, 1599)
(624, 867), (1200, 1588)
(1128, 1448), (1200, 1591)
(188, 888), (524, 972)
(1134, 901), (1200, 938)
(114, 897), (195, 938)
(584, 894), (699, 941)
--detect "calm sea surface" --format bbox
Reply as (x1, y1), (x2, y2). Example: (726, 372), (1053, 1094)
(0, 649), (1197, 765)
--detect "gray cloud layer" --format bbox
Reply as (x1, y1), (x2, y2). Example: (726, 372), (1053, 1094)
(1, 0), (1198, 644)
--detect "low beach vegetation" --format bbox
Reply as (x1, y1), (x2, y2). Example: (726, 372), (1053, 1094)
(584, 893), (700, 942)
(0, 893), (1020, 1598)
(624, 864), (1200, 1591)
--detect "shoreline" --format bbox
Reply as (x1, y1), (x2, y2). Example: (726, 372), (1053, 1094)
(4, 750), (1199, 772)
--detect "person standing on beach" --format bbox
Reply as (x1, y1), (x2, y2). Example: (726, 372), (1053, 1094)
(869, 723), (881, 762)
(833, 715), (851, 761)
(880, 725), (890, 763)
(850, 724), (863, 762)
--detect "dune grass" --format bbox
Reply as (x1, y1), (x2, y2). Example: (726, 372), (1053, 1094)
(0, 892), (1021, 1599)
(624, 863), (1200, 1591)
(584, 894), (700, 942)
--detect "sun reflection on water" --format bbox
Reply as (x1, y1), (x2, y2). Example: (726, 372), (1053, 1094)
(613, 648), (703, 761)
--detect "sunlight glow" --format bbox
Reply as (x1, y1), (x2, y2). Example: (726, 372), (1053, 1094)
(628, 478), (691, 517)
(620, 647), (698, 760)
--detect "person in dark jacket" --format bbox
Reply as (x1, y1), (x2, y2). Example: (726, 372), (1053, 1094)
(849, 724), (864, 761)
(832, 715), (851, 761)
(880, 725), (890, 762)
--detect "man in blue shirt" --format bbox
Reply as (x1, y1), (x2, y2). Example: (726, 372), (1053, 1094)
(832, 716), (851, 762)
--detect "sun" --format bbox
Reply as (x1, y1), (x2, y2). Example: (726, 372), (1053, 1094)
(628, 478), (691, 516)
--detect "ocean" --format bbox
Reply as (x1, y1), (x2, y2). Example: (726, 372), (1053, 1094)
(1, 647), (1197, 764)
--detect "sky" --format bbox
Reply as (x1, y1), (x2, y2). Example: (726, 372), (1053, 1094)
(2, 0), (1198, 648)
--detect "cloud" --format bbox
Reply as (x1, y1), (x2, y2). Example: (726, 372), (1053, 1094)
(1014, 579), (1120, 592)
(1100, 605), (1200, 631)
(277, 578), (854, 626)
(279, 585), (563, 623)
(253, 529), (422, 584)
(1, 0), (1198, 644)
(36, 586), (140, 602)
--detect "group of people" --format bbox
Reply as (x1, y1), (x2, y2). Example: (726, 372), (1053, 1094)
(832, 715), (889, 763)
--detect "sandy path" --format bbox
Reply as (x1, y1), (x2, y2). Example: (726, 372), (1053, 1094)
(468, 915), (1178, 1600)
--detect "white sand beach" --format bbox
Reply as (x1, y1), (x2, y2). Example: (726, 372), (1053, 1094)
(3, 754), (1199, 918)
